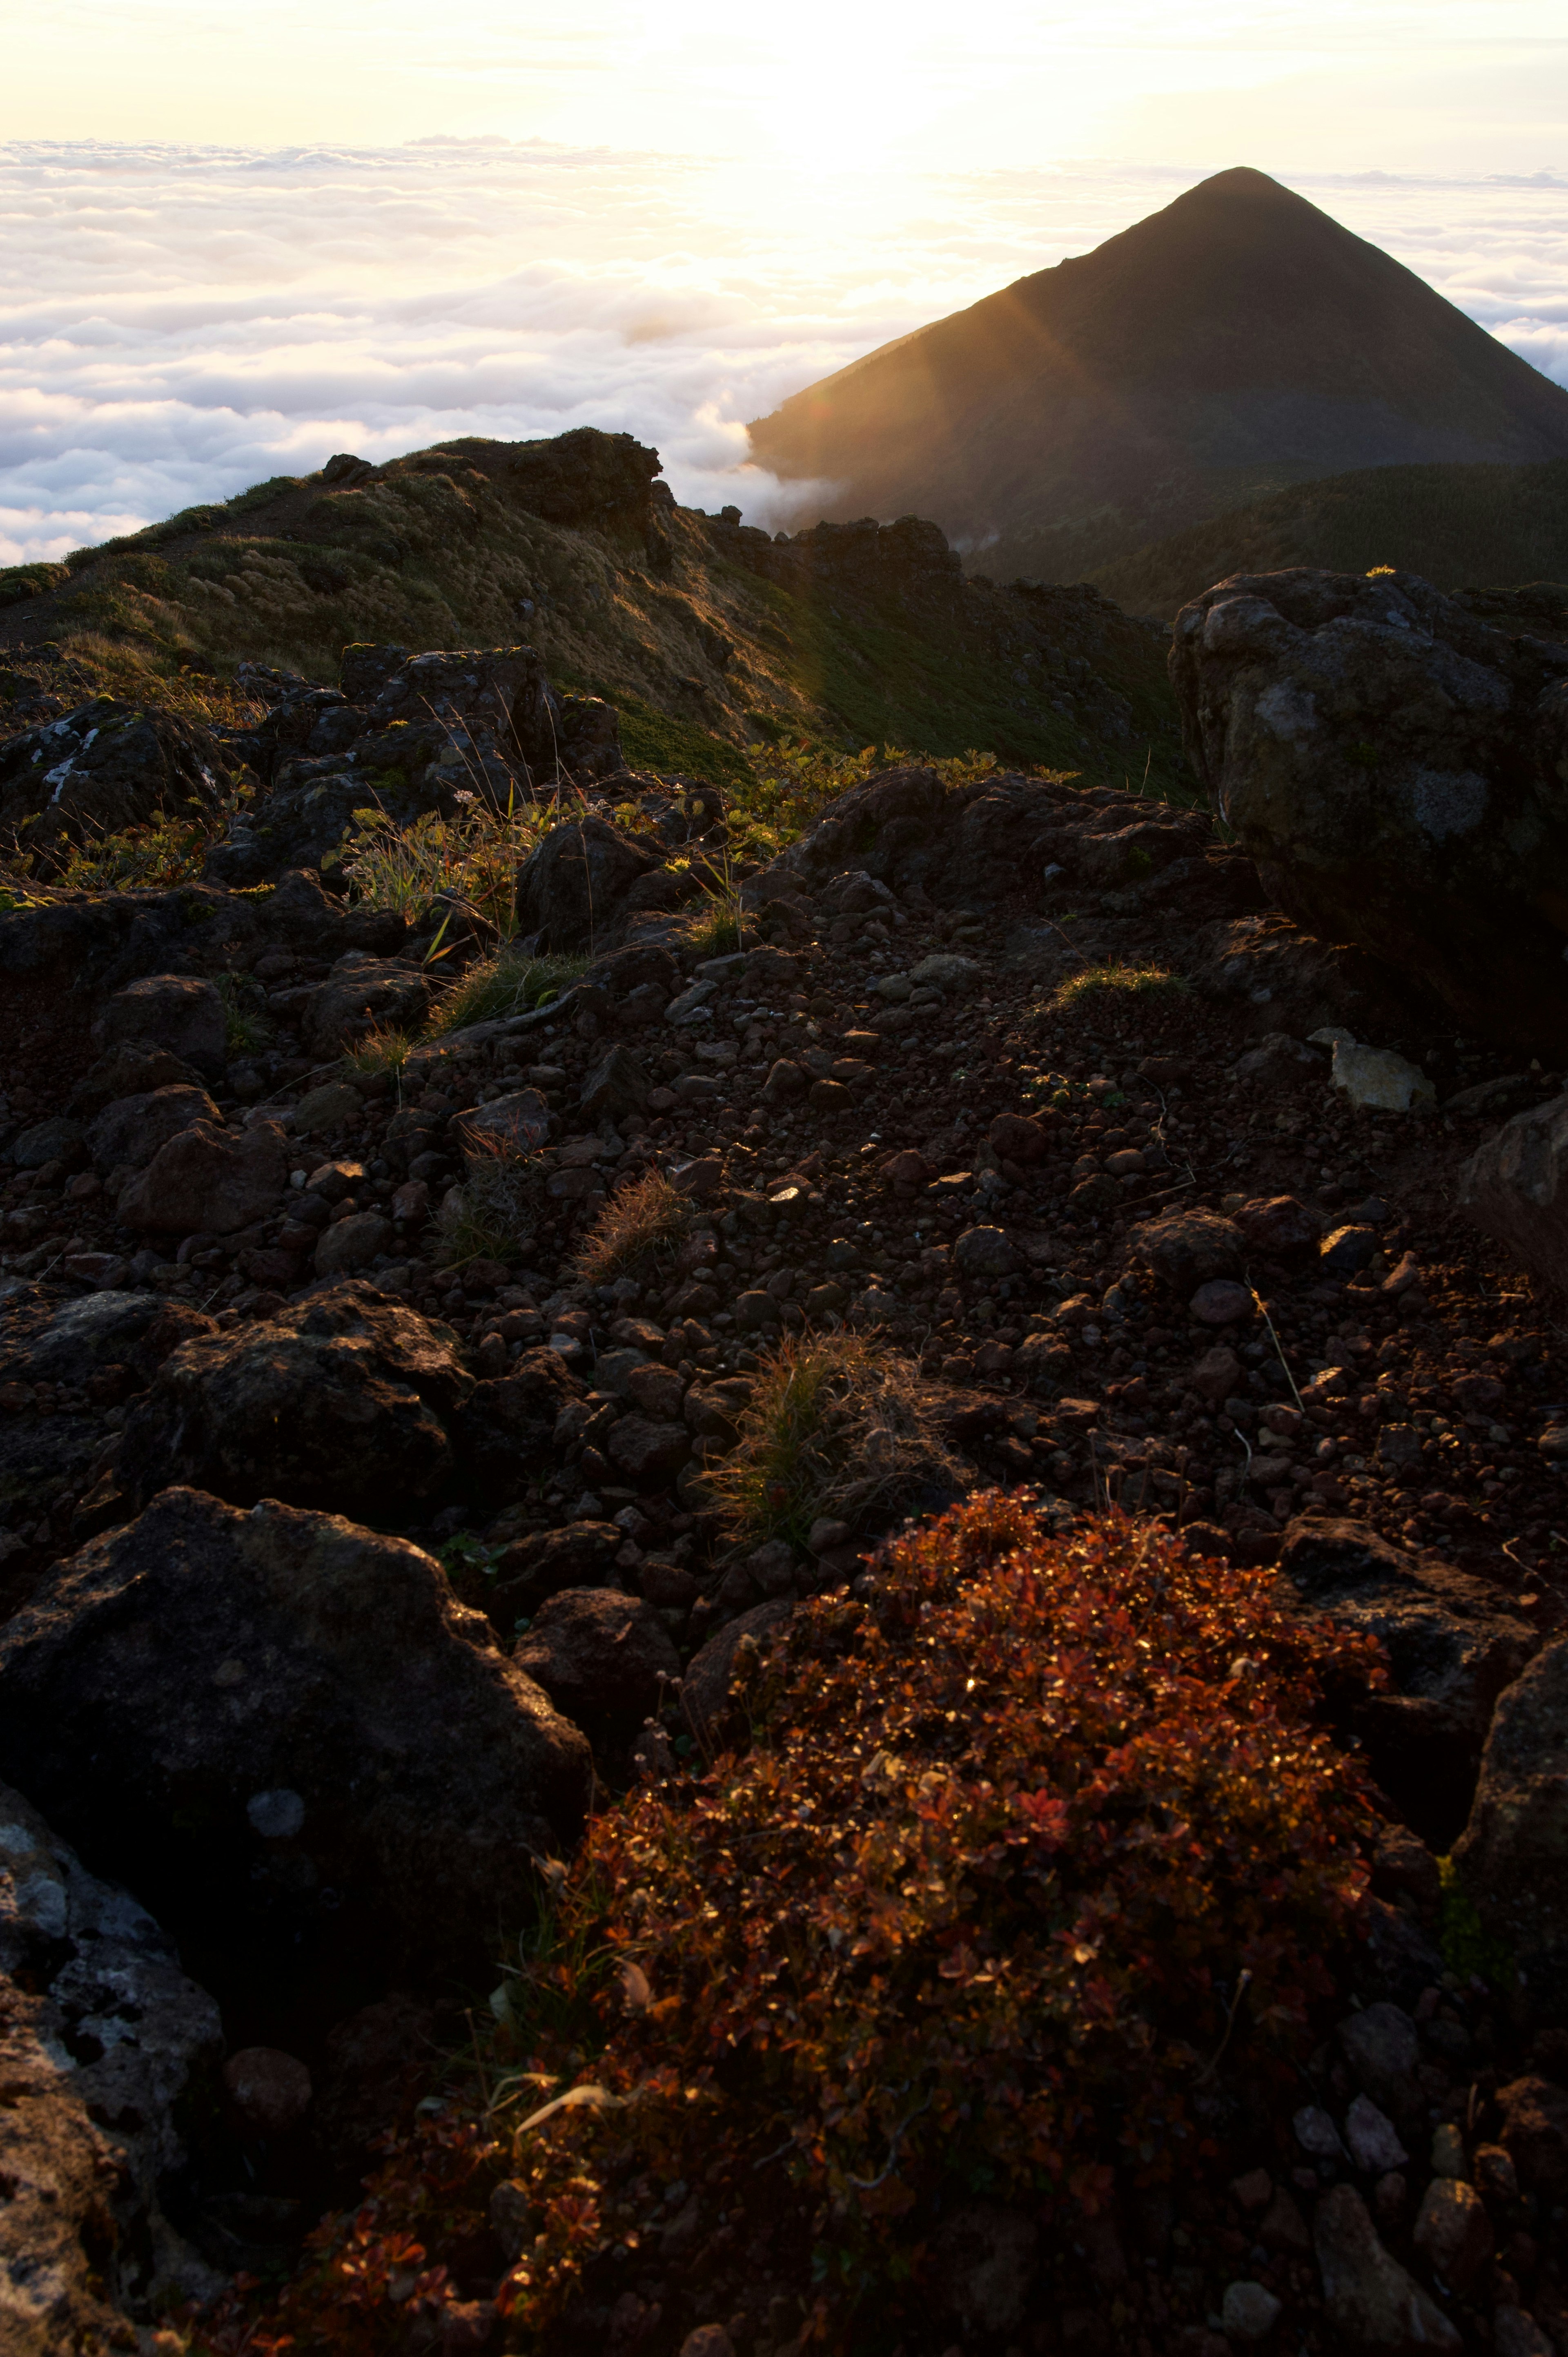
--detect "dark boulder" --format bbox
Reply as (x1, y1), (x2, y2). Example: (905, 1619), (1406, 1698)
(1451, 1635), (1568, 2016)
(1169, 566), (1568, 1053)
(513, 1587), (682, 1743)
(119, 1281), (472, 1514)
(1459, 1089), (1568, 1296)
(0, 697), (229, 863)
(515, 814), (660, 950)
(452, 1350), (584, 1505)
(0, 1487), (592, 2012)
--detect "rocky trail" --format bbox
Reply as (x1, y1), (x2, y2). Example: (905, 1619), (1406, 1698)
(1, 562), (1567, 2357)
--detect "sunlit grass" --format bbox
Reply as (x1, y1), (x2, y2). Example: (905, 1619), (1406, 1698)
(572, 1169), (692, 1288)
(1050, 960), (1189, 1012)
(427, 948), (586, 1037)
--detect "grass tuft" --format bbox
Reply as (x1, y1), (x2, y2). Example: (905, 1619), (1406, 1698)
(340, 1023), (416, 1081)
(572, 1169), (692, 1289)
(217, 971), (271, 1061)
(436, 1133), (541, 1269)
(1050, 959), (1188, 1012)
(428, 948), (587, 1037)
(706, 1332), (967, 1548)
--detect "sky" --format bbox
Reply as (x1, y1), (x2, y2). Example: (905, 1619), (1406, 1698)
(1, 0), (1566, 565)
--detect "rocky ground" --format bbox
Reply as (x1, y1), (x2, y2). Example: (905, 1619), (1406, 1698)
(2, 603), (1567, 2355)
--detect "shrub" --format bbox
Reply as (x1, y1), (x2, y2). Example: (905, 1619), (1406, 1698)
(572, 1168), (692, 1288)
(486, 1498), (1385, 2340)
(428, 948), (586, 1036)
(704, 1332), (967, 1549)
(341, 793), (552, 934)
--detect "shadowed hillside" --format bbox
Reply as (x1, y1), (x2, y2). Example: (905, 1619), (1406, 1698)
(748, 167), (1568, 580)
(1085, 455), (1568, 617)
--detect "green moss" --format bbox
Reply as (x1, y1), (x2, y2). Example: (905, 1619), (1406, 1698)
(1438, 1853), (1515, 1988)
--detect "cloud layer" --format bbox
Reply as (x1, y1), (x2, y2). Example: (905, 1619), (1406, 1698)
(2, 142), (1566, 566)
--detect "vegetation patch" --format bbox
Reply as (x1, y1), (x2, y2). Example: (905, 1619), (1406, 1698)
(572, 1169), (693, 1288)
(1049, 959), (1189, 1012)
(436, 1135), (542, 1269)
(427, 948), (586, 1036)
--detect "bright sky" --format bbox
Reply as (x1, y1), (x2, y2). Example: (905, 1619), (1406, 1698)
(1, 1), (1565, 562)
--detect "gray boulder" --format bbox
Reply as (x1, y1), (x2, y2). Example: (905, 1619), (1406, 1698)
(1451, 1635), (1568, 2015)
(1276, 1516), (1536, 1844)
(0, 1487), (592, 1999)
(0, 1776), (224, 2346)
(1169, 566), (1568, 1053)
(1459, 1089), (1568, 1296)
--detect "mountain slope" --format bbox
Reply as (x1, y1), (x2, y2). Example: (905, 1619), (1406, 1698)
(747, 167), (1568, 579)
(0, 430), (1183, 793)
(1088, 457), (1568, 620)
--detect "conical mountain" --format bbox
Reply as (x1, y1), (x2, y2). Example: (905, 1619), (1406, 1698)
(747, 167), (1568, 576)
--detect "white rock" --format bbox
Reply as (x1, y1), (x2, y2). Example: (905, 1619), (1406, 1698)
(1329, 1040), (1436, 1113)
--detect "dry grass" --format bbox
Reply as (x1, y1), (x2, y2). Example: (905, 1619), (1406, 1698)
(428, 947), (586, 1037)
(572, 1169), (692, 1288)
(340, 1024), (416, 1081)
(1049, 959), (1189, 1011)
(436, 1133), (542, 1269)
(705, 1332), (969, 1548)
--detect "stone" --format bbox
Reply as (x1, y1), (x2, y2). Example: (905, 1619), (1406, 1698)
(0, 1775), (224, 2340)
(670, 1155), (723, 1199)
(515, 815), (659, 950)
(1169, 565), (1568, 1053)
(453, 1351), (585, 1505)
(625, 1362), (686, 1420)
(10, 1114), (86, 1169)
(1234, 1193), (1323, 1257)
(744, 1538), (797, 1599)
(1234, 1030), (1320, 1084)
(1412, 2176), (1493, 2296)
(679, 2332), (736, 2357)
(513, 1588), (681, 1741)
(1493, 2077), (1568, 2201)
(1330, 1042), (1436, 1114)
(1321, 1223), (1379, 1277)
(761, 1057), (807, 1102)
(681, 1599), (795, 1743)
(808, 1077), (853, 1112)
(487, 1521), (624, 1625)
(1132, 1207), (1244, 1291)
(1459, 1092), (1568, 1297)
(93, 971), (227, 1079)
(953, 1225), (1023, 1280)
(0, 1487), (591, 2000)
(224, 2046), (313, 2139)
(314, 1990), (441, 2169)
(1190, 1278), (1254, 1325)
(0, 696), (228, 861)
(909, 952), (982, 990)
(1312, 2181), (1463, 2355)
(1429, 2122), (1466, 2180)
(1493, 2308), (1556, 2357)
(1294, 2103), (1346, 2160)
(1345, 2095), (1409, 2175)
(313, 1209), (394, 1274)
(68, 1040), (203, 1118)
(1278, 1516), (1537, 1844)
(579, 1044), (650, 1121)
(606, 1414), (692, 1487)
(1221, 2281), (1283, 2343)
(1190, 1345), (1243, 1404)
(303, 956), (430, 1054)
(116, 1117), (289, 1235)
(293, 1079), (363, 1136)
(736, 1289), (780, 1331)
(1450, 1636), (1568, 2001)
(1260, 2185), (1312, 2257)
(932, 2201), (1039, 2333)
(85, 1081), (218, 1173)
(119, 1280), (470, 1515)
(1339, 2004), (1423, 2130)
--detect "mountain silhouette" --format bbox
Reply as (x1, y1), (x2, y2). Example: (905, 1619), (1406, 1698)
(747, 167), (1568, 576)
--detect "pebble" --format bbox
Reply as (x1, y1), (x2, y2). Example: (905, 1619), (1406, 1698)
(1220, 2280), (1282, 2342)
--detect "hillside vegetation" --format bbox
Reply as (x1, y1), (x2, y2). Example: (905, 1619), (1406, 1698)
(1090, 456), (1568, 619)
(0, 428), (1183, 798)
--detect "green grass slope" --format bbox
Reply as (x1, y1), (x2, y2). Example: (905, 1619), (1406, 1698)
(1089, 457), (1568, 619)
(0, 433), (1184, 796)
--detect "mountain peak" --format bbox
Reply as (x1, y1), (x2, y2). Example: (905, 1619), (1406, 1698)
(747, 172), (1568, 578)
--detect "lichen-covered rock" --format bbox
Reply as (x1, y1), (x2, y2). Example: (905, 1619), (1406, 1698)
(119, 1280), (470, 1513)
(1451, 1636), (1568, 2011)
(0, 1776), (224, 2346)
(1169, 566), (1568, 1053)
(0, 1487), (592, 2000)
(0, 697), (229, 862)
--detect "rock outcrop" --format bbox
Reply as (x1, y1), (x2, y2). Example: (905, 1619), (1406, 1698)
(0, 696), (229, 865)
(1452, 1635), (1568, 2012)
(1459, 1089), (1568, 1296)
(0, 1487), (592, 2006)
(1169, 566), (1568, 1052)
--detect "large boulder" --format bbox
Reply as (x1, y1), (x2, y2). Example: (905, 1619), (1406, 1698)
(85, 1079), (218, 1173)
(92, 972), (227, 1079)
(515, 815), (661, 950)
(1169, 566), (1568, 1053)
(0, 1777), (224, 2345)
(1459, 1089), (1568, 1296)
(301, 953), (430, 1054)
(1450, 1635), (1568, 2015)
(119, 1280), (472, 1514)
(0, 698), (228, 863)
(0, 1487), (593, 2004)
(116, 1115), (288, 1235)
(1276, 1516), (1537, 1845)
(512, 1588), (682, 1744)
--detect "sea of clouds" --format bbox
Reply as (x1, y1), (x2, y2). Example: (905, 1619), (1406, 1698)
(2, 139), (1566, 567)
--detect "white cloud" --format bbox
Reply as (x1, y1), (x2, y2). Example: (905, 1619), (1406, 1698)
(1, 143), (1566, 566)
